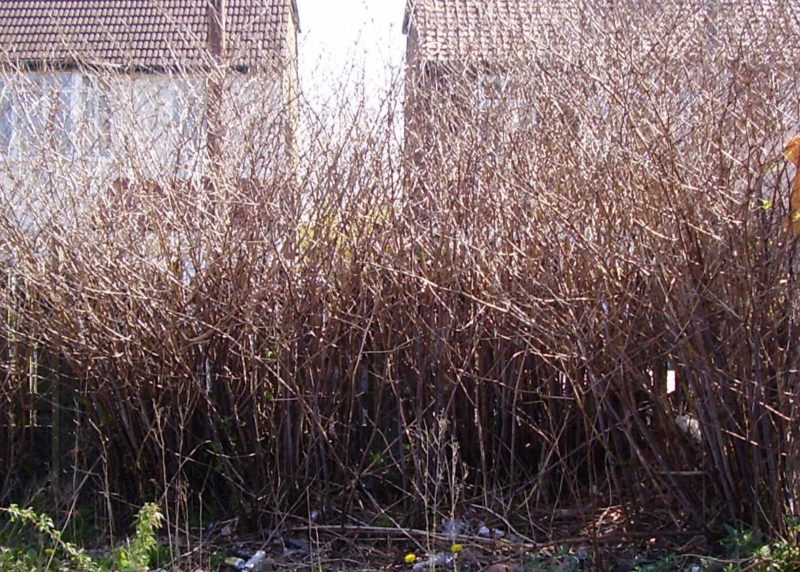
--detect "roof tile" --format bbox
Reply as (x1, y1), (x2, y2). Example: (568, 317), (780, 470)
(405, 0), (576, 62)
(0, 0), (297, 70)
(404, 0), (787, 63)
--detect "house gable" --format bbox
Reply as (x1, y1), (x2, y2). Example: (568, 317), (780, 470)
(0, 0), (300, 72)
(403, 0), (568, 66)
(0, 0), (301, 183)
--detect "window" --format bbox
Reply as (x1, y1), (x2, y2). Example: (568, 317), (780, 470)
(53, 72), (79, 158)
(1, 72), (117, 161)
(476, 73), (511, 112)
(475, 71), (539, 129)
(174, 78), (204, 177)
(15, 76), (49, 156)
(84, 77), (111, 157)
(0, 79), (12, 155)
(474, 70), (542, 145)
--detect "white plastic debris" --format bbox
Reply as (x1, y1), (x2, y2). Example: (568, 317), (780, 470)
(574, 547), (589, 563)
(224, 551), (267, 571)
(442, 517), (467, 539)
(666, 368), (677, 393)
(477, 525), (505, 539)
(412, 552), (456, 570)
(242, 550), (267, 571)
(224, 556), (246, 569)
(675, 414), (703, 443)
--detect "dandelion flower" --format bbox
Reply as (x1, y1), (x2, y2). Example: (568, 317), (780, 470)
(404, 553), (418, 563)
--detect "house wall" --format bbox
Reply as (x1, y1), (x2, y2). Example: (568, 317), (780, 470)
(282, 6), (299, 169)
(403, 23), (422, 160)
(404, 57), (481, 168)
(0, 69), (289, 183)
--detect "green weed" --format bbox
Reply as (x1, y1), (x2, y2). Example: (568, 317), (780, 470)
(719, 520), (800, 571)
(0, 502), (163, 571)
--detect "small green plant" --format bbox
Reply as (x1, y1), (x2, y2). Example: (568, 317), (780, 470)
(632, 553), (681, 572)
(209, 550), (228, 570)
(519, 548), (584, 572)
(0, 545), (50, 572)
(718, 520), (800, 571)
(1, 503), (101, 571)
(115, 503), (164, 571)
(722, 523), (763, 560)
(749, 519), (800, 572)
(0, 502), (164, 572)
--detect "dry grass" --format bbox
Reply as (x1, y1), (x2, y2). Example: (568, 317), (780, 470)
(0, 0), (798, 556)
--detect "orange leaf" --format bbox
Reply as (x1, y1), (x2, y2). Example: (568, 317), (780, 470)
(784, 135), (800, 166)
(784, 135), (800, 236)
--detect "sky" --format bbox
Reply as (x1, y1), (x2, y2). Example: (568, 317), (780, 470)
(295, 0), (408, 107)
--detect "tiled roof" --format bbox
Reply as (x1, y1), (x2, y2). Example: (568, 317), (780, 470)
(0, 0), (299, 71)
(403, 0), (788, 63)
(403, 0), (570, 63)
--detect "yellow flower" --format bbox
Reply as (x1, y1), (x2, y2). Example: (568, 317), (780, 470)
(404, 553), (418, 563)
(450, 544), (464, 553)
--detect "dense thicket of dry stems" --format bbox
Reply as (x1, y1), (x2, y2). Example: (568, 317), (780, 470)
(0, 0), (799, 541)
